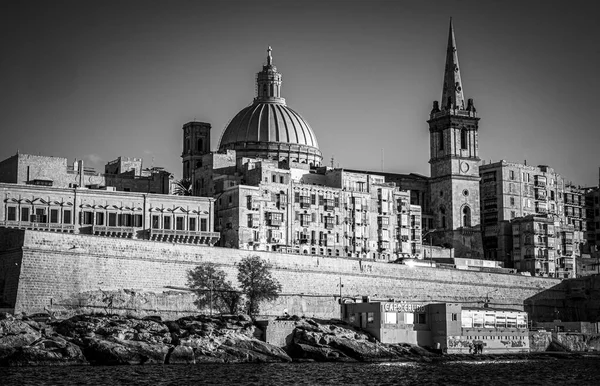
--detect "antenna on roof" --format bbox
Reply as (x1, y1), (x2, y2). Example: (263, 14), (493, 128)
(381, 148), (385, 172)
(330, 156), (334, 168)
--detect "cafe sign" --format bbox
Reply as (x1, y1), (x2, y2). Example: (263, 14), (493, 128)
(383, 302), (425, 313)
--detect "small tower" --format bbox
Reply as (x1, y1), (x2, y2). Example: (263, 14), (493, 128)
(181, 121), (211, 181)
(428, 19), (482, 257)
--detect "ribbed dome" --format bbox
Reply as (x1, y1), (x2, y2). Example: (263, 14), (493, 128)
(219, 102), (319, 149)
(217, 47), (323, 166)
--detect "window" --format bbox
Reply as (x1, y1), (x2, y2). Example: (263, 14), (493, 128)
(272, 175), (276, 183)
(460, 129), (468, 150)
(175, 217), (184, 230)
(133, 214), (142, 227)
(451, 313), (458, 321)
(197, 138), (203, 152)
(462, 206), (471, 227)
(417, 313), (427, 324)
(247, 214), (253, 227)
(279, 176), (284, 184)
(439, 131), (444, 150)
(509, 170), (515, 180)
(35, 208), (46, 223)
(21, 207), (30, 222)
(95, 212), (105, 226)
(121, 214), (133, 226)
(384, 312), (397, 324)
(511, 211), (516, 219)
(200, 218), (207, 231)
(152, 215), (160, 229)
(510, 197), (515, 206)
(189, 217), (196, 231)
(63, 210), (71, 224)
(107, 213), (116, 227)
(269, 212), (283, 226)
(82, 211), (93, 225)
(310, 194), (316, 205)
(367, 312), (374, 324)
(6, 206), (16, 221)
(163, 216), (171, 230)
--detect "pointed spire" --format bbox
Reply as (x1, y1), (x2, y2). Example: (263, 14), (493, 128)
(441, 18), (465, 111)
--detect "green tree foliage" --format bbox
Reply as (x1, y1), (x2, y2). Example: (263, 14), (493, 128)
(187, 263), (241, 315)
(172, 178), (192, 196)
(237, 255), (282, 317)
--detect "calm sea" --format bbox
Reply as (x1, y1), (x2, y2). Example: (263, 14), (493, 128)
(1, 358), (599, 385)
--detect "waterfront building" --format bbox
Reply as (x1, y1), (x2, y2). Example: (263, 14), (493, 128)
(584, 170), (600, 253)
(0, 163), (218, 245)
(343, 300), (529, 353)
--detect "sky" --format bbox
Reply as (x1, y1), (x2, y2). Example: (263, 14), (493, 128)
(1, 1), (599, 186)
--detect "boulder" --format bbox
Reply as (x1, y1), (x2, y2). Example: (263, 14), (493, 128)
(82, 337), (169, 365)
(167, 345), (195, 364)
(1, 336), (88, 366)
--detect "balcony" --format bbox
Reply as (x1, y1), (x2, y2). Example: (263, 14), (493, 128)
(149, 229), (220, 245)
(93, 225), (136, 238)
(0, 220), (75, 233)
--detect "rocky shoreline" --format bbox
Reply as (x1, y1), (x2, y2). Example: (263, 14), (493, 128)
(0, 312), (593, 367)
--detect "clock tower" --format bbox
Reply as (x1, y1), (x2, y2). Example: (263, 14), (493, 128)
(428, 19), (482, 257)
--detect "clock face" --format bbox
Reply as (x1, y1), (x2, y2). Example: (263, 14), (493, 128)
(460, 162), (470, 173)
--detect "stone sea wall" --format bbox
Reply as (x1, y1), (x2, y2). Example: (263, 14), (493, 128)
(0, 229), (565, 318)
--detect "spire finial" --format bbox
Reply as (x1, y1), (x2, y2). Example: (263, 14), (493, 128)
(267, 46), (272, 66)
(440, 17), (465, 111)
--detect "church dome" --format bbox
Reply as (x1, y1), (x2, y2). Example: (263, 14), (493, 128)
(218, 47), (323, 166)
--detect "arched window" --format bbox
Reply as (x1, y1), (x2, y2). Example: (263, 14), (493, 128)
(460, 129), (468, 150)
(197, 138), (203, 152)
(463, 206), (471, 227)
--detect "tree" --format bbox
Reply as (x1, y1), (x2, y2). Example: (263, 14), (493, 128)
(187, 263), (241, 315)
(172, 178), (192, 196)
(237, 255), (282, 317)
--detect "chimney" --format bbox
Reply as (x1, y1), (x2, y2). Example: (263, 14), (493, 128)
(78, 159), (84, 188)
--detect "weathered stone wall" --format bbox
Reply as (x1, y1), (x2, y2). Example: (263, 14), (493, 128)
(0, 229), (566, 319)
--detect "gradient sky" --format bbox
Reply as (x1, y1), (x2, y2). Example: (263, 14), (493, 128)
(1, 1), (598, 186)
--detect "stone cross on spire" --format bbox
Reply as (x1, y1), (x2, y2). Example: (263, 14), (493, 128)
(441, 18), (465, 111)
(267, 46), (273, 66)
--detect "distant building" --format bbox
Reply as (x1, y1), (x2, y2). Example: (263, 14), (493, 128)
(511, 214), (578, 278)
(479, 161), (583, 263)
(0, 153), (173, 194)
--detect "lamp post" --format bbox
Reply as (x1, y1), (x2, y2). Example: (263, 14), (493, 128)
(484, 288), (499, 308)
(208, 277), (216, 317)
(338, 277), (344, 320)
(421, 229), (438, 267)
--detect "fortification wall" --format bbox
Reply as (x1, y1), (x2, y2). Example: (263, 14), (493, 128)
(0, 229), (565, 319)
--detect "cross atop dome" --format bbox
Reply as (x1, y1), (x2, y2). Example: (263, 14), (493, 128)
(267, 46), (273, 66)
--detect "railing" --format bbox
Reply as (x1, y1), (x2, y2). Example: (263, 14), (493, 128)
(0, 220), (75, 233)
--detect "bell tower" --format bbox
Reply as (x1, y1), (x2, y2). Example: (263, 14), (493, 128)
(428, 19), (482, 257)
(181, 121), (211, 180)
